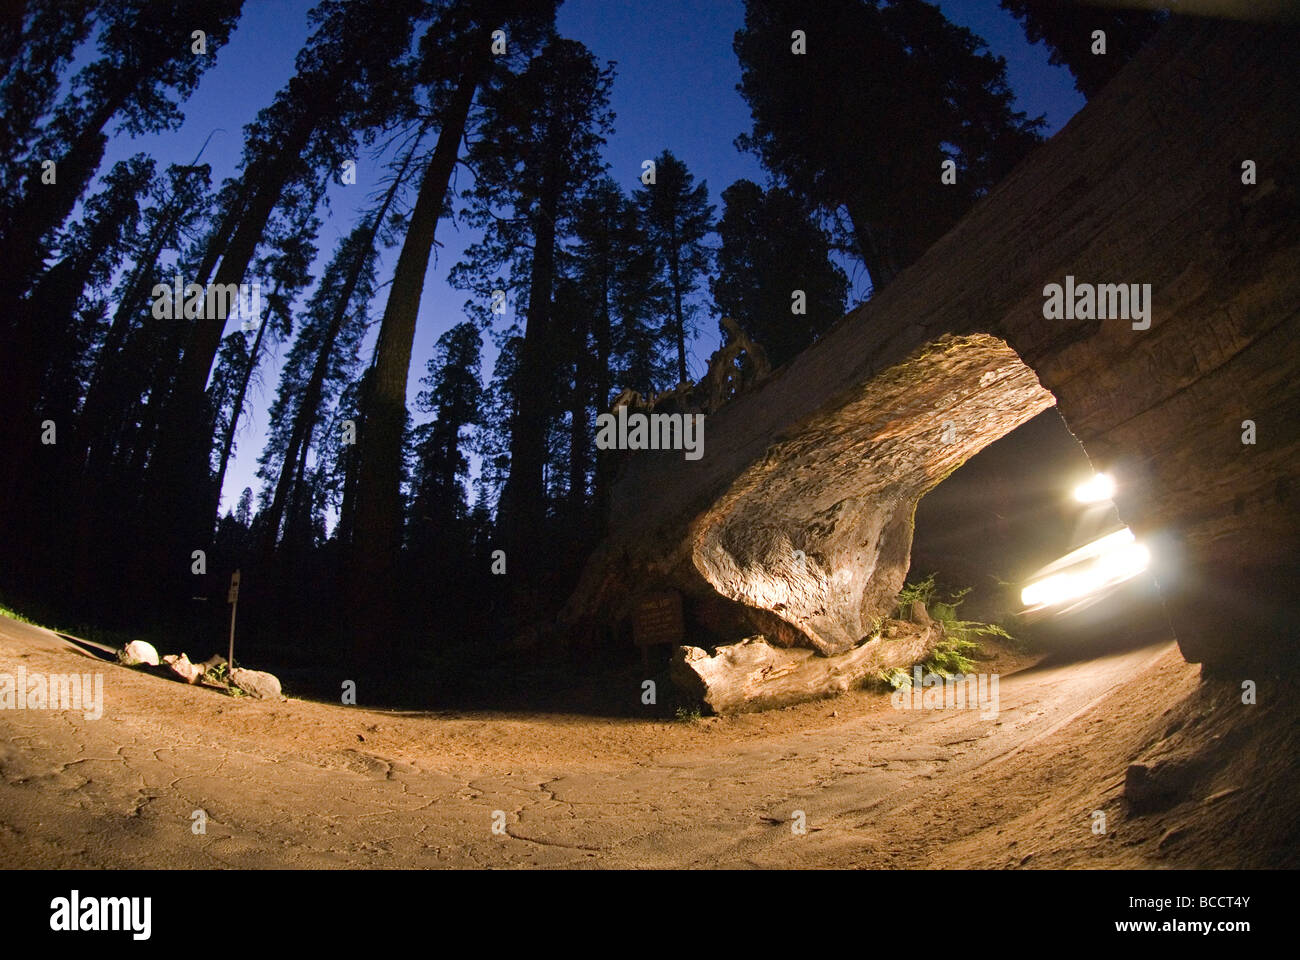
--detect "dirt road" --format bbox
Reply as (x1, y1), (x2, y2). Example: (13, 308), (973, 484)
(0, 612), (1282, 868)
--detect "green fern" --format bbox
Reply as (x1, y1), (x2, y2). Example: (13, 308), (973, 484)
(894, 576), (1016, 678)
(202, 662), (229, 685)
(895, 573), (937, 612)
(878, 666), (913, 690)
(925, 637), (977, 676)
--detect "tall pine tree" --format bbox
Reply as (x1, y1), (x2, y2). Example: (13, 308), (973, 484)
(347, 0), (560, 655)
(450, 35), (613, 618)
(634, 150), (714, 386)
(712, 178), (848, 367)
(735, 0), (1043, 292)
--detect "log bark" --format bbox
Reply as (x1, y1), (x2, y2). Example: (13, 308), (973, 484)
(566, 333), (1052, 656)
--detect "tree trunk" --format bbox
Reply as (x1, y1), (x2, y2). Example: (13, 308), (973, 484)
(258, 135), (417, 559)
(209, 315), (270, 529)
(348, 40), (491, 656)
(283, 422), (315, 552)
(568, 300), (590, 516)
(75, 198), (187, 474)
(672, 606), (942, 714)
(667, 224), (687, 383)
(156, 104), (321, 458)
(1, 95), (117, 300)
(592, 242), (613, 534)
(0, 113), (113, 536)
(497, 178), (557, 581)
(140, 101), (327, 610)
(845, 202), (898, 294)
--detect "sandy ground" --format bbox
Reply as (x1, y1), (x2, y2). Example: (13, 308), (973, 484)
(0, 612), (1294, 869)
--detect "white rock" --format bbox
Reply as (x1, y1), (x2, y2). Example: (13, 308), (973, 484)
(120, 640), (160, 667)
(162, 653), (202, 684)
(230, 667), (282, 701)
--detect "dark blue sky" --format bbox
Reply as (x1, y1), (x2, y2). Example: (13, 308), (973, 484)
(88, 0), (1085, 512)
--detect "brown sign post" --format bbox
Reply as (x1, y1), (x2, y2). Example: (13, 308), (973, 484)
(227, 569), (240, 671)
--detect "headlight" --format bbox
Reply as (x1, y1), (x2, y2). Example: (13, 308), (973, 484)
(1073, 472), (1116, 503)
(1021, 528), (1149, 610)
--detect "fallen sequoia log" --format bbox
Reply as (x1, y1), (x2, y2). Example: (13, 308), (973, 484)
(672, 603), (944, 714)
(572, 332), (1052, 658)
(562, 16), (1300, 703)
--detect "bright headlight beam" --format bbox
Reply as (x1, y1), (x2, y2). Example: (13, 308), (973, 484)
(1020, 527), (1150, 610)
(1021, 573), (1076, 608)
(1073, 472), (1116, 503)
(1096, 540), (1150, 581)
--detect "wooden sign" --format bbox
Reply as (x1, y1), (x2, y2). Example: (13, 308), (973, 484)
(632, 589), (684, 648)
(227, 570), (241, 604)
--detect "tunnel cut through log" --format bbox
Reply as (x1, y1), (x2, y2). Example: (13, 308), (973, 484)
(565, 334), (1056, 712)
(692, 334), (1053, 656)
(563, 17), (1300, 699)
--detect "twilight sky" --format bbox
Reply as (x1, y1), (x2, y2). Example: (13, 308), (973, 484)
(86, 0), (1086, 513)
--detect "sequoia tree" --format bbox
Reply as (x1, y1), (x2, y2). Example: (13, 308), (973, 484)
(711, 178), (847, 367)
(734, 0), (1043, 292)
(346, 0), (560, 653)
(448, 34), (613, 615)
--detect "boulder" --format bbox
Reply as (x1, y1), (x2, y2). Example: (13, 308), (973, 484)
(119, 640), (160, 667)
(230, 667), (282, 701)
(162, 653), (202, 684)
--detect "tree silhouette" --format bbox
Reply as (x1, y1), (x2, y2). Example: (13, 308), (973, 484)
(450, 33), (613, 616)
(1, 0), (242, 303)
(347, 0), (560, 654)
(1000, 0), (1167, 98)
(735, 0), (1043, 292)
(634, 150), (715, 385)
(0, 1), (99, 203)
(0, 154), (156, 603)
(409, 321), (485, 543)
(569, 176), (666, 522)
(146, 0), (432, 605)
(712, 178), (848, 367)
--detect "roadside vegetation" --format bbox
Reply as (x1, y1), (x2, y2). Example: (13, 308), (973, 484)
(879, 574), (1018, 689)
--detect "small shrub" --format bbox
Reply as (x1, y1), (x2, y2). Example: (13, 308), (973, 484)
(877, 666), (912, 690)
(894, 574), (1016, 678)
(203, 662), (229, 685)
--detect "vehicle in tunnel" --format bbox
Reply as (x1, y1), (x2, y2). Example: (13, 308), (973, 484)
(909, 411), (1168, 652)
(1021, 527), (1150, 616)
(1016, 474), (1168, 648)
